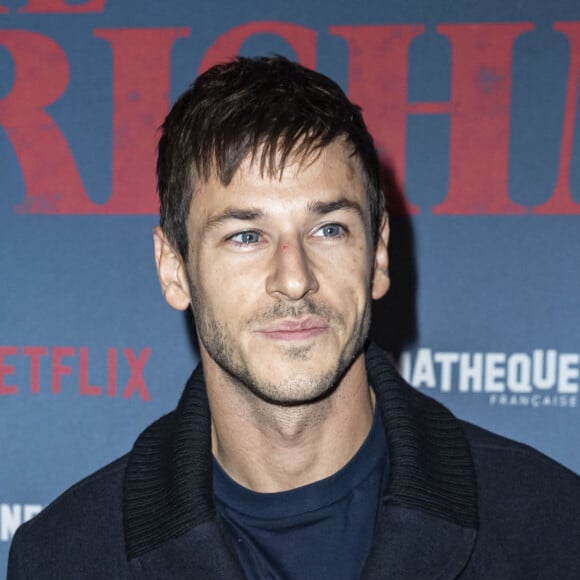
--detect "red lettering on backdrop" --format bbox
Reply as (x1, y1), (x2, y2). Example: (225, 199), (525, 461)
(332, 23), (533, 215)
(0, 28), (187, 214)
(51, 346), (74, 393)
(0, 5), (8, 14)
(3, 20), (578, 216)
(199, 21), (316, 74)
(79, 347), (102, 396)
(107, 348), (117, 397)
(0, 31), (89, 213)
(93, 28), (190, 213)
(0, 346), (151, 398)
(122, 348), (151, 401)
(432, 23), (532, 214)
(534, 22), (580, 214)
(22, 346), (48, 394)
(0, 347), (18, 395)
(330, 25), (423, 214)
(18, 0), (106, 13)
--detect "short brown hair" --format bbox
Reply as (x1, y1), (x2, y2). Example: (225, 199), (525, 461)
(157, 55), (383, 259)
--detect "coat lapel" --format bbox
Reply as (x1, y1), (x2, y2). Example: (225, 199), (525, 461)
(129, 521), (246, 580)
(123, 344), (479, 578)
(365, 344), (479, 578)
(362, 505), (476, 579)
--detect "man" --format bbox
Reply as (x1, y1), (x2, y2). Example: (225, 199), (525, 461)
(8, 56), (580, 579)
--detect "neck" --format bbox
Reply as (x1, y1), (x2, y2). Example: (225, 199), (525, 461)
(205, 354), (375, 493)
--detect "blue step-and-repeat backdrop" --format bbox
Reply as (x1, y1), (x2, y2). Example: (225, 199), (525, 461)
(1, 0), (579, 574)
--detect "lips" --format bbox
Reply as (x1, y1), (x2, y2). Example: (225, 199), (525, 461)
(256, 317), (329, 341)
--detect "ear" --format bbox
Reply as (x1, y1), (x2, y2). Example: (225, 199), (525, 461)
(371, 213), (390, 300)
(153, 226), (191, 311)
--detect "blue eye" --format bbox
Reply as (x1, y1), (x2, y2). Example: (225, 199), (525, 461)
(315, 223), (344, 238)
(230, 231), (261, 244)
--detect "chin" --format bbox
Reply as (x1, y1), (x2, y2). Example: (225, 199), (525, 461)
(246, 365), (343, 407)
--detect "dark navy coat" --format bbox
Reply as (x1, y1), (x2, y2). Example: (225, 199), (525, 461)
(8, 345), (580, 579)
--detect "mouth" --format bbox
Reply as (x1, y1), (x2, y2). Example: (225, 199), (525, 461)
(255, 317), (329, 341)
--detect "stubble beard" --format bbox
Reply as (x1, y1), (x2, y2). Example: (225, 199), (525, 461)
(190, 290), (372, 407)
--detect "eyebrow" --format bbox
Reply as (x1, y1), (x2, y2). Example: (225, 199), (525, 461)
(203, 197), (365, 233)
(204, 207), (265, 232)
(307, 198), (365, 220)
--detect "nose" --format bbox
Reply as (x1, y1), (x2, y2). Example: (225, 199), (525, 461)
(266, 237), (319, 300)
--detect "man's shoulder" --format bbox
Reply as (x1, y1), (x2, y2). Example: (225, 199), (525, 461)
(16, 453), (127, 537)
(17, 408), (178, 539)
(8, 455), (129, 577)
(456, 421), (580, 575)
(460, 420), (580, 520)
(462, 419), (578, 483)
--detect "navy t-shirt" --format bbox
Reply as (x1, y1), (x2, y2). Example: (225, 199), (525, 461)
(213, 409), (389, 580)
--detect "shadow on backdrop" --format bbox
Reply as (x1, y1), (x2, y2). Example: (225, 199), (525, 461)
(369, 162), (418, 363)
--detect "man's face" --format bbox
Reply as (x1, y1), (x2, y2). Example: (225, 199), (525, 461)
(162, 141), (389, 405)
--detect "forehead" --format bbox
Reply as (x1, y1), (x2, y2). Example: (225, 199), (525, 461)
(192, 140), (367, 211)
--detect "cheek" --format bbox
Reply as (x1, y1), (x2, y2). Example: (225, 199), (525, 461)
(198, 257), (265, 312)
(196, 252), (236, 288)
(319, 257), (371, 305)
(324, 245), (372, 282)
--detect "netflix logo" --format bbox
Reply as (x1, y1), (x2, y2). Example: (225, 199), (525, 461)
(1, 4), (580, 215)
(0, 504), (43, 543)
(0, 346), (151, 401)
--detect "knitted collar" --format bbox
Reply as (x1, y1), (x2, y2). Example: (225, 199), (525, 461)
(123, 343), (478, 558)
